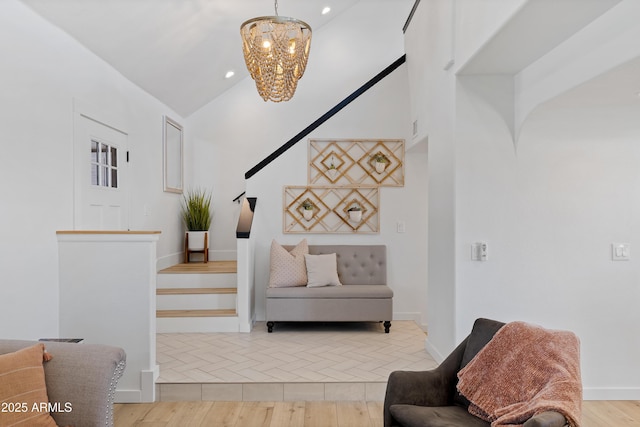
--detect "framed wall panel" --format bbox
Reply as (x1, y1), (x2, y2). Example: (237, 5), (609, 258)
(163, 116), (183, 193)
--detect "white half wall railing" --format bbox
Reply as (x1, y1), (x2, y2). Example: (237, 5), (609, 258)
(235, 197), (257, 332)
(57, 230), (160, 403)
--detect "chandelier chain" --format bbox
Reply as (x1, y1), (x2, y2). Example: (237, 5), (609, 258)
(274, 0), (279, 16)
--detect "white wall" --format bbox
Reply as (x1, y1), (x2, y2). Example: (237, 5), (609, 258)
(454, 73), (640, 399)
(247, 67), (427, 323)
(514, 0), (640, 134)
(408, 0), (640, 399)
(188, 1), (413, 254)
(404, 0), (458, 359)
(188, 0), (426, 325)
(454, 0), (527, 70)
(518, 101), (640, 398)
(0, 0), (184, 339)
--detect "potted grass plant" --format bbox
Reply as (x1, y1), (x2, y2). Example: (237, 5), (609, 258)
(181, 188), (212, 251)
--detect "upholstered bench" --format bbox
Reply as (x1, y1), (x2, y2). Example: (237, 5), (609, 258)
(266, 244), (393, 333)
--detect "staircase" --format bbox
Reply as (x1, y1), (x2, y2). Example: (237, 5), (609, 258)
(156, 261), (240, 332)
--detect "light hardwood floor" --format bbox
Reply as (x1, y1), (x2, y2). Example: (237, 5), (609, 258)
(115, 400), (640, 427)
(115, 401), (383, 427)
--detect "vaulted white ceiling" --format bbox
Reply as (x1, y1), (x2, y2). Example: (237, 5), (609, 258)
(20, 0), (640, 124)
(20, 0), (411, 117)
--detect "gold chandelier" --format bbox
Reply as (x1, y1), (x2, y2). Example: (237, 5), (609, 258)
(240, 0), (312, 102)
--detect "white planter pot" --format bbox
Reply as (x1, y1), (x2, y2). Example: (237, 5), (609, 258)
(187, 231), (208, 251)
(303, 209), (314, 221)
(375, 161), (387, 174)
(348, 210), (362, 222)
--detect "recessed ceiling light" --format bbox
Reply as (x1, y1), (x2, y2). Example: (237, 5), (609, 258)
(322, 6), (331, 15)
(225, 70), (235, 79)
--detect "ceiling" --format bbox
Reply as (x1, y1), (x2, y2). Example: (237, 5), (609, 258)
(21, 0), (638, 123)
(20, 0), (410, 117)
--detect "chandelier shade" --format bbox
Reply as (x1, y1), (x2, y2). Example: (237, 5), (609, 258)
(240, 14), (312, 102)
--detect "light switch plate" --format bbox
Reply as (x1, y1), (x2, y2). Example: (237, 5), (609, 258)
(612, 243), (630, 261)
(471, 242), (488, 261)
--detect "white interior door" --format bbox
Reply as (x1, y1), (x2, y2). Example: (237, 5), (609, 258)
(74, 114), (129, 230)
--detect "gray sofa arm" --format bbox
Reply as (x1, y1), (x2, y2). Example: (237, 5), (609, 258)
(0, 340), (126, 427)
(384, 338), (468, 427)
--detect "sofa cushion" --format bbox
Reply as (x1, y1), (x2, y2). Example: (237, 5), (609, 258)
(269, 239), (308, 288)
(266, 284), (393, 299)
(305, 253), (342, 287)
(0, 344), (58, 427)
(389, 404), (489, 427)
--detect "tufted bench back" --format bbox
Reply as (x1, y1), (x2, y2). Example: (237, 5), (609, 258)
(309, 245), (387, 286)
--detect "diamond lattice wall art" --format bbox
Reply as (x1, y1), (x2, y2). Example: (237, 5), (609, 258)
(284, 186), (379, 233)
(308, 139), (404, 187)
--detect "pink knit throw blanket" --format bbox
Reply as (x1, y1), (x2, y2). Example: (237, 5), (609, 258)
(457, 321), (582, 427)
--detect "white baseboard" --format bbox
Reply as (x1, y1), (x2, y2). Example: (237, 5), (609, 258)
(141, 368), (157, 402)
(239, 315), (255, 333)
(424, 337), (445, 364)
(583, 387), (640, 400)
(156, 252), (182, 270)
(115, 389), (141, 403)
(393, 312), (421, 323)
(209, 250), (237, 261)
(157, 316), (240, 333)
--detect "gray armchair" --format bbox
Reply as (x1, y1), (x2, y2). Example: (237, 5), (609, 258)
(384, 318), (569, 427)
(0, 339), (126, 427)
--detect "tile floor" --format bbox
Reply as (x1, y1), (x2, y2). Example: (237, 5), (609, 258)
(156, 321), (437, 402)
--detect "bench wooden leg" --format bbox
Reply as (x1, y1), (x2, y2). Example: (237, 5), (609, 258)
(384, 321), (391, 333)
(267, 321), (275, 333)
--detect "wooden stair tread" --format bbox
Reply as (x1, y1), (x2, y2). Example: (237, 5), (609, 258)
(157, 287), (237, 295)
(159, 261), (237, 274)
(156, 309), (237, 318)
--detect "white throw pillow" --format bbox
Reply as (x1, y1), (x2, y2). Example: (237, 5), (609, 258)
(268, 239), (308, 287)
(305, 253), (342, 287)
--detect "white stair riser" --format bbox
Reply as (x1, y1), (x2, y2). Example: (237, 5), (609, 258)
(156, 294), (236, 310)
(157, 316), (240, 333)
(157, 273), (237, 289)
